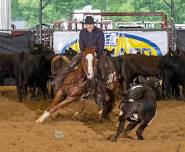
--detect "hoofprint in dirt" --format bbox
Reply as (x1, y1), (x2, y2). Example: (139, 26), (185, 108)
(0, 87), (185, 152)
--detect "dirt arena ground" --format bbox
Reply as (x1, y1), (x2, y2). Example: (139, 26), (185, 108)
(0, 86), (185, 152)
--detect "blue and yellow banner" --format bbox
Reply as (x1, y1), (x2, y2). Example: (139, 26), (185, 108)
(53, 31), (168, 56)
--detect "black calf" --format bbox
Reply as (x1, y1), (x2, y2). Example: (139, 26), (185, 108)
(111, 76), (157, 142)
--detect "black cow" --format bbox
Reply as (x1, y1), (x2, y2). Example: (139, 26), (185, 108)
(0, 54), (16, 85)
(31, 44), (54, 55)
(130, 76), (163, 100)
(160, 54), (185, 100)
(120, 54), (162, 91)
(110, 76), (158, 142)
(15, 51), (52, 101)
(109, 55), (162, 94)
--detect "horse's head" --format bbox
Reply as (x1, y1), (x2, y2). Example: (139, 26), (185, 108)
(82, 48), (97, 80)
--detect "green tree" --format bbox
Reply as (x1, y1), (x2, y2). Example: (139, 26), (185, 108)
(11, 0), (185, 27)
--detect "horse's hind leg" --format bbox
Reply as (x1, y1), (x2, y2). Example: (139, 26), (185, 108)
(73, 100), (86, 120)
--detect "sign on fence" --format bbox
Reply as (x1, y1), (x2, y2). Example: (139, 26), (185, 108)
(53, 31), (168, 56)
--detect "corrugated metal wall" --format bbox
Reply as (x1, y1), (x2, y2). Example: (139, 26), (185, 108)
(0, 0), (11, 32)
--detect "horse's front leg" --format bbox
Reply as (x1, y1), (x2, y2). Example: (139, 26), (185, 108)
(36, 89), (64, 123)
(51, 96), (78, 112)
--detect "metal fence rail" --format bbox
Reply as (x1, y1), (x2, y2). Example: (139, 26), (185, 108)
(0, 28), (54, 48)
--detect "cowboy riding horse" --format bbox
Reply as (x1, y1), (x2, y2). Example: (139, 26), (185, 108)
(36, 48), (118, 123)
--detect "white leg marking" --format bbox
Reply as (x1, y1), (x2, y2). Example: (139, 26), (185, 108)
(36, 111), (50, 123)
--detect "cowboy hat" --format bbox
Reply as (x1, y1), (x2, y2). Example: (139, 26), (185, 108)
(81, 16), (97, 24)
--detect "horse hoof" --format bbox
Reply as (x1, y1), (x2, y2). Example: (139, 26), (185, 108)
(35, 118), (42, 123)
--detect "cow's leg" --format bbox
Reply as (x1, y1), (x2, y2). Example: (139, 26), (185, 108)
(111, 113), (126, 142)
(22, 80), (28, 98)
(122, 121), (140, 137)
(161, 82), (166, 100)
(30, 86), (36, 98)
(16, 85), (22, 102)
(40, 82), (49, 99)
(173, 83), (181, 100)
(181, 83), (185, 100)
(136, 121), (148, 140)
(164, 70), (174, 100)
(16, 78), (23, 102)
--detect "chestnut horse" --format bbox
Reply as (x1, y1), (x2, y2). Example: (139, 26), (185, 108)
(36, 48), (118, 123)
